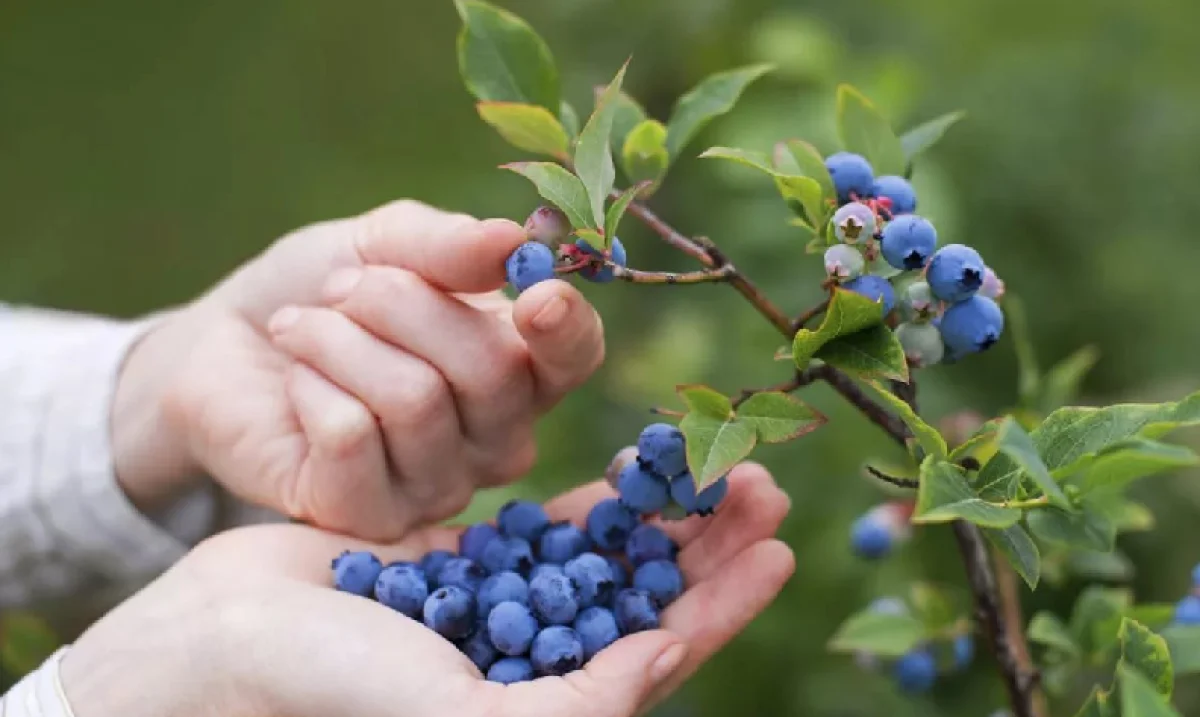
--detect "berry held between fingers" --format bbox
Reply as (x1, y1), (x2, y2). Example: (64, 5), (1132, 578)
(880, 215), (938, 271)
(825, 152), (875, 204)
(637, 423), (688, 478)
(872, 175), (917, 215)
(577, 237), (627, 283)
(926, 244), (986, 303)
(505, 241), (557, 293)
(332, 551), (384, 597)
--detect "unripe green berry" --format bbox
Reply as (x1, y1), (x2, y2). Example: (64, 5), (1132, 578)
(896, 322), (945, 367)
(524, 206), (570, 248)
(824, 244), (865, 281)
(831, 202), (877, 244)
(901, 281), (936, 322)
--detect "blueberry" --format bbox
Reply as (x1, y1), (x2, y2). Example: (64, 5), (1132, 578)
(524, 206), (570, 248)
(1174, 595), (1200, 625)
(374, 563), (429, 619)
(487, 656), (535, 684)
(458, 623), (500, 673)
(625, 524), (678, 567)
(825, 152), (875, 204)
(868, 596), (909, 616)
(604, 446), (640, 490)
(633, 560), (684, 608)
(939, 295), (1004, 356)
(843, 275), (896, 315)
(477, 571), (530, 615)
(606, 557), (629, 594)
(419, 550), (456, 588)
(577, 237), (627, 283)
(488, 601), (540, 656)
(895, 322), (945, 367)
(529, 570), (581, 625)
(437, 557), (489, 594)
(694, 477), (729, 516)
(824, 244), (866, 281)
(880, 215), (937, 271)
(332, 550), (383, 597)
(498, 499), (551, 542)
(574, 606), (621, 660)
(926, 244), (985, 303)
(979, 266), (1005, 301)
(894, 648), (938, 693)
(613, 589), (661, 634)
(900, 280), (935, 322)
(953, 634), (975, 671)
(851, 514), (893, 559)
(565, 553), (617, 609)
(617, 463), (671, 516)
(669, 473), (728, 516)
(531, 626), (585, 676)
(423, 586), (477, 640)
(872, 175), (917, 215)
(637, 423), (688, 478)
(530, 563), (566, 583)
(481, 536), (535, 576)
(460, 524), (500, 563)
(538, 522), (592, 564)
(831, 202), (877, 244)
(586, 498), (639, 551)
(506, 241), (557, 293)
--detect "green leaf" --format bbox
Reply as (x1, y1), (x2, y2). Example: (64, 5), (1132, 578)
(1059, 438), (1198, 494)
(1005, 295), (1042, 411)
(948, 418), (1004, 465)
(1162, 625), (1200, 675)
(995, 416), (1071, 509)
(0, 612), (59, 676)
(621, 119), (669, 193)
(984, 524), (1041, 588)
(609, 91), (647, 156)
(559, 101), (580, 141)
(1124, 604), (1177, 632)
(913, 458), (1021, 528)
(899, 110), (966, 162)
(605, 183), (645, 241)
(676, 384), (732, 419)
(1039, 345), (1100, 414)
(815, 324), (909, 382)
(1075, 686), (1117, 717)
(777, 139), (836, 206)
(455, 0), (559, 113)
(1028, 611), (1080, 657)
(835, 84), (906, 176)
(1027, 506), (1115, 552)
(699, 146), (826, 223)
(665, 64), (773, 160)
(1119, 618), (1174, 697)
(827, 609), (927, 658)
(861, 380), (948, 459)
(1119, 665), (1182, 717)
(792, 287), (886, 369)
(679, 413), (757, 489)
(477, 102), (570, 159)
(735, 391), (826, 444)
(501, 162), (593, 229)
(1071, 586), (1133, 657)
(575, 61), (629, 228)
(908, 582), (960, 634)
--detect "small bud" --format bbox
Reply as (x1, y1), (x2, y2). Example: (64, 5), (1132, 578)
(605, 446), (639, 490)
(524, 206), (570, 248)
(824, 244), (865, 281)
(979, 266), (1006, 301)
(901, 281), (936, 322)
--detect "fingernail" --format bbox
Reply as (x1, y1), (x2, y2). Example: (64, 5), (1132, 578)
(531, 295), (569, 331)
(650, 643), (687, 684)
(322, 268), (364, 303)
(268, 306), (301, 334)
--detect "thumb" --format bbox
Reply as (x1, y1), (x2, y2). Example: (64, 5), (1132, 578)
(512, 279), (606, 407)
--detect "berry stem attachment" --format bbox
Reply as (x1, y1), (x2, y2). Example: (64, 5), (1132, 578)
(610, 265), (735, 284)
(615, 192), (716, 267)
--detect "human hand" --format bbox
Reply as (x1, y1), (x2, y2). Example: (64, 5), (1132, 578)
(113, 199), (605, 539)
(61, 464), (795, 717)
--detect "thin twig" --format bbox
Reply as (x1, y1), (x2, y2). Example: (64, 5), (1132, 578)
(791, 297), (830, 333)
(611, 265), (735, 284)
(811, 364), (911, 444)
(619, 197), (715, 267)
(730, 368), (819, 409)
(864, 464), (919, 490)
(994, 552), (1050, 717)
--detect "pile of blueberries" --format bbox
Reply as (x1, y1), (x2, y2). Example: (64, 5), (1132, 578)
(823, 152), (1005, 365)
(330, 422), (721, 684)
(856, 597), (975, 693)
(1171, 564), (1200, 626)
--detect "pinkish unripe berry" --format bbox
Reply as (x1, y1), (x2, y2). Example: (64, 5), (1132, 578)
(524, 206), (570, 248)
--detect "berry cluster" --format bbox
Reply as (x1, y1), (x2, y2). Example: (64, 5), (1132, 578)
(849, 501), (914, 560)
(504, 207), (629, 293)
(1171, 564), (1200, 626)
(610, 423), (729, 519)
(822, 152), (1006, 365)
(855, 597), (975, 693)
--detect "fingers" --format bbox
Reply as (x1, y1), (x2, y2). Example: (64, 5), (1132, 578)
(354, 200), (526, 294)
(511, 279), (606, 408)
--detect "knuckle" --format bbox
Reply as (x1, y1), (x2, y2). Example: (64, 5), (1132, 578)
(379, 363), (448, 429)
(312, 400), (377, 460)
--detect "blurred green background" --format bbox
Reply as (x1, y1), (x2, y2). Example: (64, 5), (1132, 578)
(2, 0), (1199, 714)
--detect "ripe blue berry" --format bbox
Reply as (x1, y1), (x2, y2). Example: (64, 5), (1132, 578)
(574, 606), (621, 660)
(529, 570), (581, 625)
(953, 634), (975, 671)
(419, 550), (456, 588)
(498, 499), (551, 542)
(618, 463), (671, 515)
(896, 321), (945, 367)
(423, 586), (477, 640)
(694, 476), (729, 516)
(487, 601), (540, 656)
(586, 498), (640, 551)
(1175, 596), (1200, 626)
(605, 446), (640, 490)
(530, 563), (566, 583)
(565, 552), (617, 609)
(850, 514), (893, 559)
(460, 523), (499, 563)
(926, 244), (985, 303)
(374, 563), (429, 619)
(831, 202), (877, 244)
(477, 571), (530, 615)
(614, 589), (661, 634)
(531, 626), (585, 676)
(481, 536), (536, 576)
(939, 295), (1004, 356)
(980, 266), (1005, 301)
(872, 175), (917, 215)
(577, 237), (627, 283)
(437, 557), (488, 594)
(669, 473), (729, 516)
(633, 560), (684, 608)
(824, 244), (866, 281)
(894, 648), (938, 693)
(637, 423), (688, 477)
(606, 557), (629, 594)
(506, 241), (557, 293)
(487, 656), (535, 684)
(538, 522), (592, 565)
(825, 152), (875, 204)
(458, 622), (500, 673)
(626, 524), (678, 567)
(524, 206), (570, 248)
(332, 551), (383, 597)
(844, 275), (896, 315)
(880, 215), (937, 271)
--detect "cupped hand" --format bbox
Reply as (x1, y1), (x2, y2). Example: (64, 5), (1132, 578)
(113, 199), (605, 540)
(62, 463), (794, 717)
